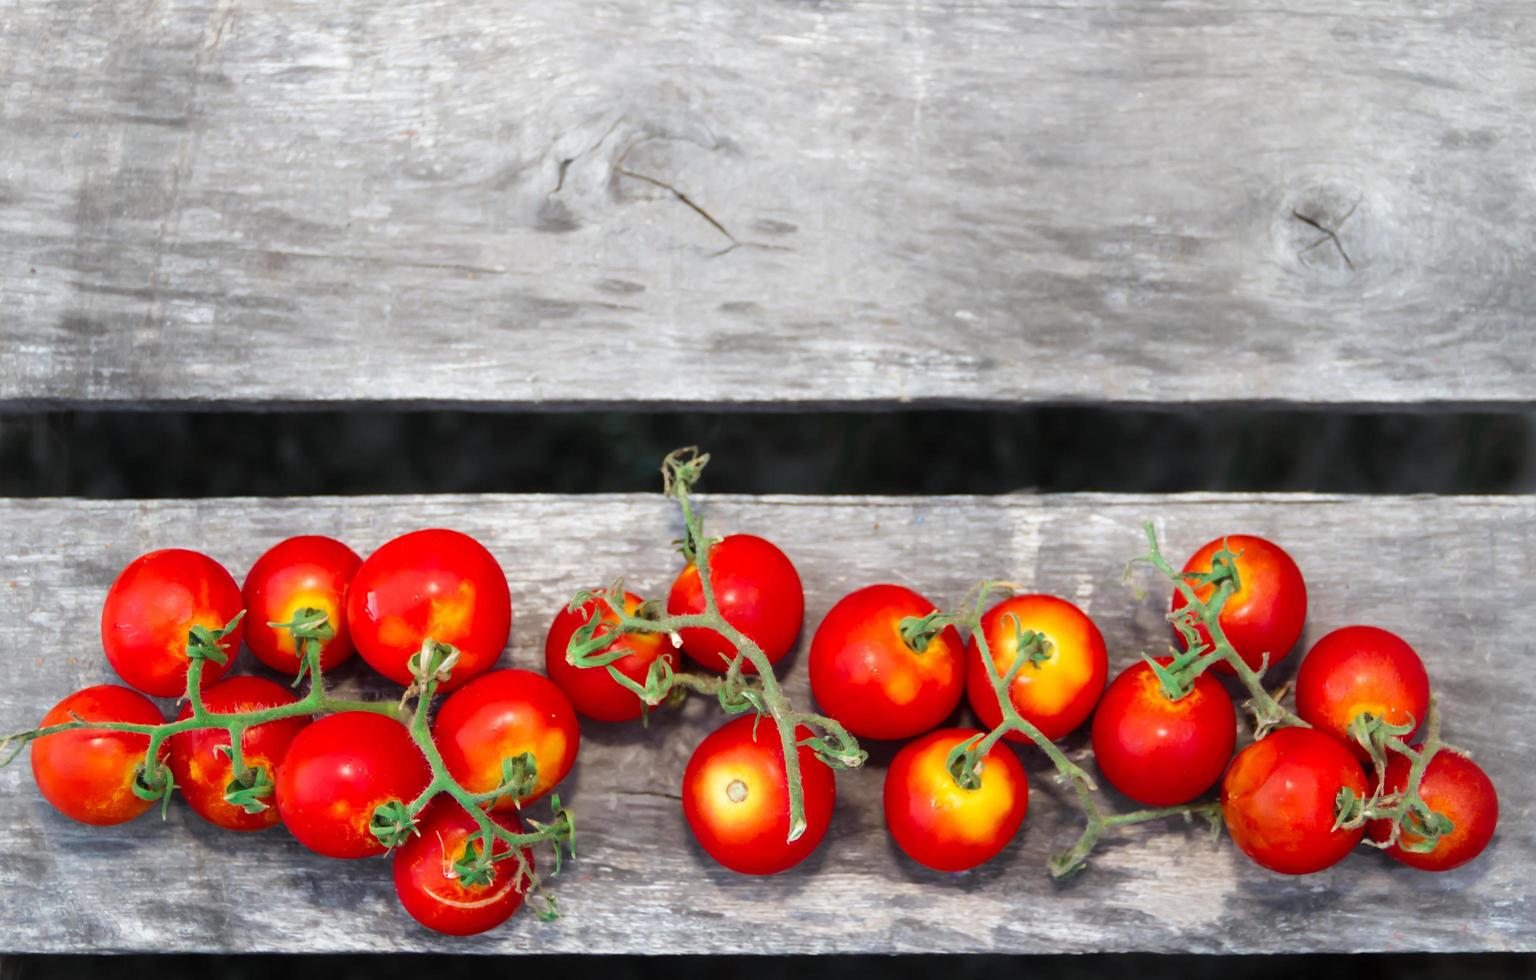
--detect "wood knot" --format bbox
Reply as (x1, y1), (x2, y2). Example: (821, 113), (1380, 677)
(1276, 180), (1370, 280)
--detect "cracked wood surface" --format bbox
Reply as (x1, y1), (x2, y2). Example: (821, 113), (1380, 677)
(0, 493), (1529, 952)
(3, 1), (1535, 409)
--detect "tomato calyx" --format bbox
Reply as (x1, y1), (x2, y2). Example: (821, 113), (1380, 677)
(130, 758), (178, 818)
(369, 799), (422, 850)
(1331, 695), (1460, 854)
(220, 763), (276, 815)
(266, 606), (336, 688)
(185, 610), (248, 669)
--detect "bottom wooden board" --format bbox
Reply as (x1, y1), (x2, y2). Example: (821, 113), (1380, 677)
(0, 493), (1529, 953)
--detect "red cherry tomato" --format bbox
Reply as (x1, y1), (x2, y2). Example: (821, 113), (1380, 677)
(276, 711), (430, 858)
(1171, 535), (1306, 676)
(101, 549), (244, 697)
(31, 685), (165, 826)
(1091, 659), (1236, 806)
(242, 536), (361, 677)
(345, 529), (511, 690)
(1366, 749), (1498, 872)
(1221, 727), (1366, 874)
(682, 715), (835, 875)
(666, 534), (804, 675)
(809, 584), (965, 740)
(1295, 626), (1430, 759)
(434, 669), (580, 807)
(167, 676), (310, 832)
(393, 799), (533, 936)
(544, 591), (677, 723)
(883, 727), (1029, 872)
(965, 594), (1107, 742)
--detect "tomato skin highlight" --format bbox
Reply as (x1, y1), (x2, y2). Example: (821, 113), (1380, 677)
(1091, 659), (1236, 806)
(682, 716), (835, 875)
(167, 676), (310, 832)
(1171, 535), (1306, 676)
(666, 534), (804, 675)
(1221, 727), (1367, 875)
(1295, 625), (1430, 760)
(544, 591), (677, 723)
(809, 584), (966, 741)
(243, 535), (361, 677)
(1366, 750), (1498, 872)
(31, 685), (165, 826)
(965, 594), (1107, 742)
(434, 669), (580, 807)
(101, 549), (245, 697)
(276, 711), (430, 859)
(345, 529), (511, 690)
(393, 799), (532, 936)
(883, 728), (1029, 872)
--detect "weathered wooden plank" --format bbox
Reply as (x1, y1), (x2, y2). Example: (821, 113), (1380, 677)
(0, 492), (1528, 952)
(2, 2), (1534, 409)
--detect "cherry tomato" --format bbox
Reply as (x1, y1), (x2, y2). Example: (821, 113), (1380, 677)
(965, 594), (1107, 742)
(883, 727), (1029, 872)
(345, 529), (511, 690)
(434, 669), (580, 807)
(31, 685), (165, 826)
(667, 534), (803, 675)
(1091, 659), (1236, 806)
(544, 591), (677, 723)
(166, 676), (310, 832)
(242, 535), (361, 677)
(1170, 535), (1306, 676)
(1366, 749), (1498, 872)
(809, 584), (965, 740)
(101, 549), (244, 697)
(276, 711), (430, 858)
(682, 715), (835, 875)
(1295, 625), (1430, 759)
(393, 799), (532, 935)
(1221, 727), (1366, 874)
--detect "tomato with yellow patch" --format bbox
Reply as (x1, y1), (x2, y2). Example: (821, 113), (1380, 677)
(682, 715), (835, 875)
(345, 529), (511, 690)
(966, 594), (1107, 742)
(544, 590), (678, 723)
(809, 584), (965, 740)
(167, 676), (310, 832)
(242, 535), (361, 677)
(1171, 535), (1307, 676)
(276, 711), (430, 859)
(1295, 625), (1430, 760)
(31, 685), (165, 826)
(1221, 727), (1366, 875)
(393, 799), (533, 935)
(1091, 658), (1236, 805)
(883, 727), (1029, 872)
(434, 669), (580, 807)
(101, 549), (244, 697)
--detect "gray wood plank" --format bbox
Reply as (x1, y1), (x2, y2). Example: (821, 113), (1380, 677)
(0, 492), (1529, 952)
(2, 2), (1534, 409)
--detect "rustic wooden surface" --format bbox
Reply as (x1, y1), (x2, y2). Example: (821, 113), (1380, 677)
(0, 492), (1528, 953)
(2, 1), (1534, 409)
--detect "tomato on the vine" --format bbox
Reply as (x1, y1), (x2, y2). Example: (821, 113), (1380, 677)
(434, 669), (580, 807)
(101, 549), (244, 697)
(809, 584), (965, 740)
(276, 711), (430, 858)
(1366, 749), (1498, 872)
(682, 715), (834, 875)
(167, 676), (310, 832)
(1170, 535), (1306, 675)
(544, 591), (677, 723)
(393, 799), (533, 935)
(1295, 625), (1430, 758)
(667, 534), (803, 675)
(345, 529), (511, 690)
(243, 535), (361, 677)
(883, 728), (1028, 872)
(1091, 659), (1236, 806)
(965, 594), (1107, 742)
(31, 685), (165, 826)
(1221, 727), (1367, 874)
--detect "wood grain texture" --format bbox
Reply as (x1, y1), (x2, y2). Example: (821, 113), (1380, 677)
(2, 2), (1534, 409)
(0, 492), (1529, 952)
